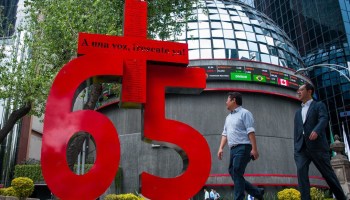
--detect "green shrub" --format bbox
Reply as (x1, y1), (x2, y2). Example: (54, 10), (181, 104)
(14, 164), (95, 183)
(0, 188), (5, 195)
(277, 188), (301, 200)
(104, 193), (144, 200)
(104, 194), (118, 200)
(310, 187), (325, 200)
(14, 165), (43, 183)
(3, 187), (16, 197)
(11, 177), (34, 198)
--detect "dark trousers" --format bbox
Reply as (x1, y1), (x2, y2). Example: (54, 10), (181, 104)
(229, 144), (262, 200)
(294, 147), (346, 200)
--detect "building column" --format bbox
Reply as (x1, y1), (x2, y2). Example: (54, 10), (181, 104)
(330, 135), (350, 198)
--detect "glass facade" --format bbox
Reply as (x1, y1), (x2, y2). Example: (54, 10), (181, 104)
(0, 0), (24, 186)
(170, 0), (304, 71)
(255, 0), (350, 141)
(0, 0), (20, 37)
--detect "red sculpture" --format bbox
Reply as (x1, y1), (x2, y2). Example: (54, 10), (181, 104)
(41, 0), (211, 199)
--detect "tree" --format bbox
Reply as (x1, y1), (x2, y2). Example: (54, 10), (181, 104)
(0, 0), (198, 168)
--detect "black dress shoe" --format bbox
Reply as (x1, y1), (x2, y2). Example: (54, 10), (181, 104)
(259, 188), (265, 200)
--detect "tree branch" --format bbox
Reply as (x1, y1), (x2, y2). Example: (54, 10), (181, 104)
(67, 83), (102, 171)
(0, 102), (32, 144)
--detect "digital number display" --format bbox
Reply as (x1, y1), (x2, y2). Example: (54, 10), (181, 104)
(198, 65), (304, 89)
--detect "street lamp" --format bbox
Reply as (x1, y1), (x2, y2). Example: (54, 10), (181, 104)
(294, 63), (350, 82)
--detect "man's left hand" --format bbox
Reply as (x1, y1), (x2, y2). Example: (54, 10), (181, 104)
(309, 131), (318, 140)
(251, 149), (259, 160)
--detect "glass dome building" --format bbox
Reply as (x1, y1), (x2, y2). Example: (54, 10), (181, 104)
(98, 0), (328, 197)
(172, 0), (304, 70)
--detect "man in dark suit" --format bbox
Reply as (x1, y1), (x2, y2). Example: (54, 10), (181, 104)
(294, 83), (346, 200)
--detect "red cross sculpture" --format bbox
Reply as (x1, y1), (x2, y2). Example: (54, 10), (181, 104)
(41, 0), (211, 200)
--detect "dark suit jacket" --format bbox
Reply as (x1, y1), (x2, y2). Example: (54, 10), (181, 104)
(294, 100), (329, 152)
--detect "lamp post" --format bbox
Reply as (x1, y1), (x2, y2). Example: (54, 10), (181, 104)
(294, 63), (350, 82)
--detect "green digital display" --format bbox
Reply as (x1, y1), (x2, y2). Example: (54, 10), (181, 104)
(230, 72), (252, 81)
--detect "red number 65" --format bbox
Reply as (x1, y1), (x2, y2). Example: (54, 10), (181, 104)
(42, 54), (211, 200)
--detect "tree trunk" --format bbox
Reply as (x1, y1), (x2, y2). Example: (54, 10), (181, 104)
(0, 102), (31, 144)
(67, 83), (102, 171)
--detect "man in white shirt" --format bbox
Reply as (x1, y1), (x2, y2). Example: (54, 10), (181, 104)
(217, 92), (264, 200)
(203, 188), (209, 200)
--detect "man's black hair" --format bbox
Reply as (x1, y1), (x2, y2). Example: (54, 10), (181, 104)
(304, 82), (314, 96)
(228, 92), (242, 105)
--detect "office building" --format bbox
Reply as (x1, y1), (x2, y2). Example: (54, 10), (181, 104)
(255, 0), (350, 142)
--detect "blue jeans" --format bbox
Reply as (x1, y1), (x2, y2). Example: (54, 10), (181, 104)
(229, 144), (262, 200)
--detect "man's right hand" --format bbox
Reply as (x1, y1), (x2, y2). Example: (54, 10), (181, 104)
(217, 149), (223, 160)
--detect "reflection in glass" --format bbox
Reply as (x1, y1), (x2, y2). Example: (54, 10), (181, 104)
(248, 42), (258, 51)
(213, 39), (225, 48)
(254, 27), (263, 34)
(199, 29), (211, 38)
(259, 44), (268, 53)
(280, 59), (287, 67)
(246, 32), (256, 41)
(241, 17), (250, 24)
(236, 31), (247, 39)
(234, 23), (244, 30)
(225, 39), (236, 49)
(209, 14), (221, 20)
(209, 9), (218, 14)
(234, 5), (243, 10)
(266, 36), (274, 46)
(220, 14), (231, 21)
(222, 21), (232, 29)
(188, 39), (199, 49)
(250, 20), (260, 26)
(188, 22), (198, 30)
(237, 40), (248, 50)
(218, 8), (228, 14)
(214, 49), (226, 58)
(175, 32), (186, 40)
(211, 22), (222, 29)
(200, 49), (212, 59)
(244, 24), (253, 32)
(271, 56), (279, 65)
(198, 13), (208, 20)
(189, 49), (200, 60)
(261, 54), (271, 63)
(256, 35), (267, 43)
(199, 22), (210, 29)
(200, 39), (212, 48)
(223, 30), (235, 39)
(237, 11), (247, 17)
(187, 30), (199, 38)
(229, 10), (238, 15)
(231, 16), (241, 22)
(212, 29), (224, 37)
(239, 50), (250, 59)
(226, 49), (238, 59)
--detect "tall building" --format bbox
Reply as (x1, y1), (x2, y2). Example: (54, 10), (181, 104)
(0, 0), (28, 186)
(1, 0), (20, 37)
(254, 0), (350, 142)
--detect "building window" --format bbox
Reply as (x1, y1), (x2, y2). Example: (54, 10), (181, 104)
(1, 0), (19, 37)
